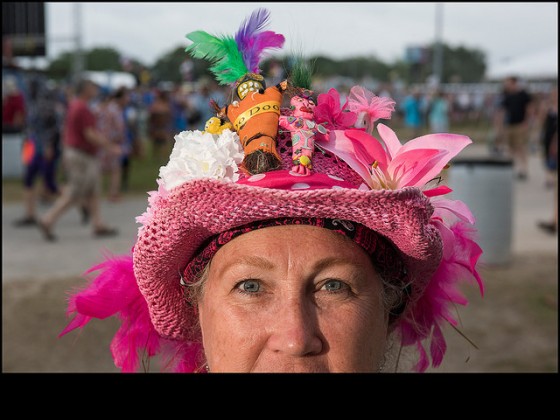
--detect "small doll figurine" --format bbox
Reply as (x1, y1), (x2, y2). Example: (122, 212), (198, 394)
(185, 8), (286, 175)
(279, 91), (327, 175)
(203, 116), (233, 135)
(221, 75), (288, 174)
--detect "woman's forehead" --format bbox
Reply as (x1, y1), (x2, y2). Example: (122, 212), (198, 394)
(214, 224), (370, 262)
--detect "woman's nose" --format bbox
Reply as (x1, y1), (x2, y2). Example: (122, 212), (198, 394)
(266, 297), (324, 357)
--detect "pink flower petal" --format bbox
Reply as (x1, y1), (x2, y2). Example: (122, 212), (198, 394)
(315, 88), (357, 130)
(376, 123), (402, 160)
(400, 132), (472, 161)
(316, 130), (374, 187)
(423, 185), (453, 197)
(343, 129), (388, 170)
(388, 148), (442, 187)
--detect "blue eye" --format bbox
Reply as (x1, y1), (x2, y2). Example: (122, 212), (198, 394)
(236, 279), (261, 294)
(321, 279), (347, 293)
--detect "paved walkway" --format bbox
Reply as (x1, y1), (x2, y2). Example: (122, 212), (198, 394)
(3, 196), (148, 283)
(2, 145), (557, 284)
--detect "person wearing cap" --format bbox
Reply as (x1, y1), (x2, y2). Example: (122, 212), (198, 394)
(58, 9), (483, 373)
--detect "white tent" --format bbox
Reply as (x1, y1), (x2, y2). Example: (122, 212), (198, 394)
(486, 48), (558, 80)
(83, 70), (137, 90)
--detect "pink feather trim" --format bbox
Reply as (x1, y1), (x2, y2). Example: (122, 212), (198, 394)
(396, 218), (483, 372)
(59, 253), (202, 373)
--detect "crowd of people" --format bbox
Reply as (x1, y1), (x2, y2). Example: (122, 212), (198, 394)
(2, 70), (557, 240)
(356, 79), (557, 235)
(2, 72), (230, 241)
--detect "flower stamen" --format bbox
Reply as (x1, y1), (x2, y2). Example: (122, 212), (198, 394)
(369, 161), (389, 190)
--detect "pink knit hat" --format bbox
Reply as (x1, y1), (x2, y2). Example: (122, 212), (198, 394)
(60, 102), (483, 372)
(59, 10), (483, 373)
(134, 134), (441, 339)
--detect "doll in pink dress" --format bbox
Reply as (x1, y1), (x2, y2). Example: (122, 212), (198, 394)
(279, 93), (328, 176)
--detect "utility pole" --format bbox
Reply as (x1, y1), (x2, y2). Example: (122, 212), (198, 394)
(433, 2), (444, 86)
(72, 3), (85, 82)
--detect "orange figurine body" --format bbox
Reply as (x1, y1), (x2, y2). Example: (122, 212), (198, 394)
(222, 79), (288, 174)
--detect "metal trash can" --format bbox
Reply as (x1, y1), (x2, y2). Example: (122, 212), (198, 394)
(2, 133), (24, 179)
(448, 158), (514, 266)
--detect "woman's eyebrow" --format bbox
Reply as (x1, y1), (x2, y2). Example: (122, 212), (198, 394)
(218, 255), (276, 277)
(312, 257), (362, 274)
(217, 255), (365, 278)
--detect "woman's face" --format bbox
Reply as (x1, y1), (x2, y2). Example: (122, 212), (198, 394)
(198, 225), (389, 372)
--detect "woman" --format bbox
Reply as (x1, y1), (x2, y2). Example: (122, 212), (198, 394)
(59, 92), (483, 373)
(59, 9), (483, 373)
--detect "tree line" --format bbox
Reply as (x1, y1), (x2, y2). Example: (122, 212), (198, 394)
(45, 42), (487, 85)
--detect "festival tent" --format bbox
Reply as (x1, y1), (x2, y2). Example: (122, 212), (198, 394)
(83, 70), (137, 91)
(485, 47), (558, 80)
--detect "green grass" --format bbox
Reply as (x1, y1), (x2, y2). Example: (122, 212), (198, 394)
(2, 140), (167, 203)
(122, 142), (166, 197)
(2, 178), (23, 203)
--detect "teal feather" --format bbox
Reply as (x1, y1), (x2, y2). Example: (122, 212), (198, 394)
(185, 31), (248, 85)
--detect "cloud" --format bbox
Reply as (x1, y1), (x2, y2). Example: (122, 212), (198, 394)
(46, 2), (558, 68)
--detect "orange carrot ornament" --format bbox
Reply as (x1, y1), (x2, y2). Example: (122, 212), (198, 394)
(185, 8), (286, 174)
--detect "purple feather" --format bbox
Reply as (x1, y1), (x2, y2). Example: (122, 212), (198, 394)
(235, 8), (271, 47)
(250, 31), (285, 73)
(235, 8), (285, 73)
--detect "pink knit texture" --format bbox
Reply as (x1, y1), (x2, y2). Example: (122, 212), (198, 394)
(134, 180), (442, 340)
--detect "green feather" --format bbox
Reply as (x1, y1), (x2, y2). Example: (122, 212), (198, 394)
(185, 31), (248, 85)
(210, 36), (248, 85)
(185, 31), (228, 60)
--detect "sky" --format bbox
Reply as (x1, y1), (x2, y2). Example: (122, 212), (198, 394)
(43, 2), (557, 71)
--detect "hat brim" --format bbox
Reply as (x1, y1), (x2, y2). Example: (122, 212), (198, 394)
(133, 178), (442, 340)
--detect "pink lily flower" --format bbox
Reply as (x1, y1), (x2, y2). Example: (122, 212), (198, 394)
(316, 123), (472, 191)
